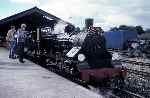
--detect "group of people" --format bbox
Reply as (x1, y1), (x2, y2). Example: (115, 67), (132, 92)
(6, 24), (27, 63)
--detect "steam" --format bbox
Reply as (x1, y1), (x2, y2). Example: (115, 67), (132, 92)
(112, 52), (122, 60)
(72, 32), (88, 45)
(52, 21), (67, 34)
(52, 21), (72, 39)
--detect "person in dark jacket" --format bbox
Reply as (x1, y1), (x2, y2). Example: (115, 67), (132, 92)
(82, 27), (112, 68)
(17, 24), (27, 63)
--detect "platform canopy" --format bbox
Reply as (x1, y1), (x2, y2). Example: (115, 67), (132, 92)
(0, 7), (72, 36)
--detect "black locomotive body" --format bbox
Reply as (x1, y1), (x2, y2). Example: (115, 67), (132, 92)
(25, 26), (127, 88)
(65, 28), (127, 87)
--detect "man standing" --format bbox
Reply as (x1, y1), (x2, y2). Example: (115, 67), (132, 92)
(6, 26), (16, 58)
(17, 24), (27, 63)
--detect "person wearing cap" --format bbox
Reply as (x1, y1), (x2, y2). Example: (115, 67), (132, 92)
(16, 24), (27, 63)
(6, 26), (16, 58)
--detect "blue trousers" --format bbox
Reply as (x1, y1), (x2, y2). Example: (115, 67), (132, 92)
(9, 41), (17, 58)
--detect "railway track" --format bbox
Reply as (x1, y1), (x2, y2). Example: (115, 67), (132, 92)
(127, 69), (150, 79)
(117, 57), (150, 98)
(45, 63), (147, 98)
(113, 88), (145, 98)
(118, 58), (150, 79)
(47, 65), (146, 98)
(26, 54), (149, 98)
(120, 59), (150, 67)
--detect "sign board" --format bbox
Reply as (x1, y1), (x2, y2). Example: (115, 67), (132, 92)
(66, 47), (81, 58)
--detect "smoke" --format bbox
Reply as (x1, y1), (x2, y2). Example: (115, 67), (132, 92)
(72, 32), (88, 45)
(52, 21), (68, 34)
(52, 21), (72, 39)
(112, 52), (122, 60)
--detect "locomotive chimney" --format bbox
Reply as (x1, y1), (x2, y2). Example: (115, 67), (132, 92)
(85, 18), (94, 29)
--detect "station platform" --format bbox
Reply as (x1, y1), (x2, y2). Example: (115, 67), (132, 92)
(0, 48), (103, 98)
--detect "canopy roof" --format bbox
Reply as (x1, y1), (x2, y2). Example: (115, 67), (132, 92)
(0, 7), (72, 36)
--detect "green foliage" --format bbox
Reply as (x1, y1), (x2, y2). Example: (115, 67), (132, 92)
(110, 25), (145, 35)
(135, 26), (145, 35)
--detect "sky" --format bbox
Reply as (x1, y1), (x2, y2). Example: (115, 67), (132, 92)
(0, 0), (150, 31)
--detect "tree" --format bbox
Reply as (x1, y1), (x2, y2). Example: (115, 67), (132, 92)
(119, 25), (129, 30)
(119, 25), (136, 31)
(65, 24), (75, 34)
(75, 27), (80, 33)
(135, 26), (145, 35)
(109, 25), (144, 35)
(145, 29), (150, 33)
(110, 27), (118, 31)
(110, 25), (136, 31)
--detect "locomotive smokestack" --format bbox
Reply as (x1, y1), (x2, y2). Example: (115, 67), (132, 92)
(85, 18), (94, 29)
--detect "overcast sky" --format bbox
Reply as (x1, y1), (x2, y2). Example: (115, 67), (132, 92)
(0, 0), (150, 30)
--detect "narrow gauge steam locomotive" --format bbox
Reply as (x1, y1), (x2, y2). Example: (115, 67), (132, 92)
(25, 26), (127, 88)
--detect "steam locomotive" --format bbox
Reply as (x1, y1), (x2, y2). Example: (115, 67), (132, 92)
(25, 26), (127, 88)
